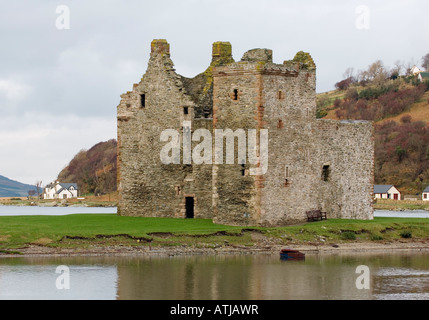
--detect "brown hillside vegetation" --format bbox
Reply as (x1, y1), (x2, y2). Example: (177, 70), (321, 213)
(377, 91), (429, 125)
(317, 66), (429, 195)
(57, 139), (117, 195)
(323, 87), (429, 123)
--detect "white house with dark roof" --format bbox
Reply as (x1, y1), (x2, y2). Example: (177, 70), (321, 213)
(374, 185), (401, 200)
(43, 181), (79, 199)
(411, 65), (429, 82)
(423, 186), (429, 201)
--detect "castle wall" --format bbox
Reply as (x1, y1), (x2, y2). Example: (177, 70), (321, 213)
(258, 67), (320, 226)
(211, 55), (323, 227)
(117, 39), (374, 226)
(315, 119), (374, 220)
(117, 40), (212, 218)
(211, 64), (261, 226)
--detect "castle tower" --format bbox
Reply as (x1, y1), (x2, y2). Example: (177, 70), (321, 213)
(211, 48), (321, 226)
(117, 39), (199, 218)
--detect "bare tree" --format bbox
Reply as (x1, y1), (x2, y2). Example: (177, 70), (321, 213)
(28, 190), (36, 200)
(392, 60), (404, 76)
(405, 59), (416, 76)
(358, 60), (388, 86)
(343, 67), (355, 80)
(35, 180), (43, 200)
(422, 53), (429, 71)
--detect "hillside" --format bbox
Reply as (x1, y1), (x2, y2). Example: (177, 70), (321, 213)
(320, 88), (429, 123)
(317, 76), (429, 195)
(57, 139), (117, 195)
(0, 175), (40, 197)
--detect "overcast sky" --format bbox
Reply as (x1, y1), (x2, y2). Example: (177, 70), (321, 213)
(0, 0), (428, 185)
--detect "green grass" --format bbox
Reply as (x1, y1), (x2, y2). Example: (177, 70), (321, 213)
(0, 214), (243, 250)
(0, 214), (428, 252)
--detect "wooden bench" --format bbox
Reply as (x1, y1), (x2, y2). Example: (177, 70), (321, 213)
(306, 210), (327, 222)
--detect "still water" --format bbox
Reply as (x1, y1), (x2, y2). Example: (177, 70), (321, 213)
(0, 205), (117, 216)
(1, 205), (428, 218)
(0, 253), (428, 300)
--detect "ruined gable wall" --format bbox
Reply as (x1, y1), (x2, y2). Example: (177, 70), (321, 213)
(315, 119), (374, 220)
(117, 40), (211, 218)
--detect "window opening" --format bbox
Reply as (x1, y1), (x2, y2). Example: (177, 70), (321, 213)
(322, 165), (330, 182)
(185, 197), (194, 218)
(284, 166), (290, 187)
(233, 89), (238, 100)
(140, 94), (145, 108)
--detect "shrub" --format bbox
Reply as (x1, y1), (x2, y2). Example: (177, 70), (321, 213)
(345, 88), (359, 100)
(400, 231), (412, 238)
(341, 231), (356, 240)
(335, 77), (354, 90)
(371, 234), (383, 241)
(400, 115), (412, 124)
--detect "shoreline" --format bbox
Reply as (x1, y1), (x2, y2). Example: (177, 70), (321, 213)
(1, 240), (429, 259)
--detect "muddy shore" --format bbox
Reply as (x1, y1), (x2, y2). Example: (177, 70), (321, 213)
(1, 240), (428, 258)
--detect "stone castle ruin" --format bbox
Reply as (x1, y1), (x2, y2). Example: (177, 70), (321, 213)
(117, 39), (374, 226)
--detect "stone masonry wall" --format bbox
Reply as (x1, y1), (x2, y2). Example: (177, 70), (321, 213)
(316, 119), (375, 220)
(117, 40), (212, 218)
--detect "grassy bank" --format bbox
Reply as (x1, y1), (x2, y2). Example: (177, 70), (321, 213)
(0, 214), (428, 254)
(0, 192), (118, 208)
(373, 199), (429, 211)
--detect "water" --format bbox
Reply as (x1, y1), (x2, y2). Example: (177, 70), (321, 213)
(374, 210), (429, 218)
(0, 205), (427, 218)
(0, 205), (117, 216)
(0, 253), (428, 300)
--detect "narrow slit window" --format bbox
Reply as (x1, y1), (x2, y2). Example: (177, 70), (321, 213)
(322, 165), (330, 182)
(140, 94), (146, 108)
(241, 164), (246, 176)
(233, 89), (238, 101)
(284, 166), (290, 187)
(184, 106), (189, 115)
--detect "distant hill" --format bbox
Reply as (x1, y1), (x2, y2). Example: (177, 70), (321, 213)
(0, 175), (40, 197)
(57, 139), (117, 195)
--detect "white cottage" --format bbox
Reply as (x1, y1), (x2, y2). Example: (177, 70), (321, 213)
(423, 186), (429, 201)
(374, 185), (401, 200)
(44, 181), (79, 199)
